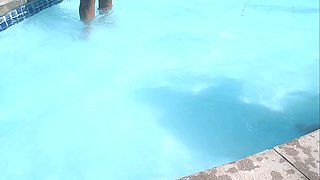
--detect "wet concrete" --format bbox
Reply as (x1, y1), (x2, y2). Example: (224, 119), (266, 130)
(179, 130), (319, 180)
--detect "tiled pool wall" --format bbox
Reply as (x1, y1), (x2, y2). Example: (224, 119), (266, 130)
(0, 0), (63, 32)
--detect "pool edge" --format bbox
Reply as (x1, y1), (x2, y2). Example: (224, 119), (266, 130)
(178, 129), (320, 180)
(0, 0), (63, 32)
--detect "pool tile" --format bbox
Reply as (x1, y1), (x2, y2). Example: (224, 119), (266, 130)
(10, 9), (17, 17)
(0, 21), (8, 31)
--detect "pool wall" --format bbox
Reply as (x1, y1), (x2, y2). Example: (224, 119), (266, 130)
(0, 0), (62, 32)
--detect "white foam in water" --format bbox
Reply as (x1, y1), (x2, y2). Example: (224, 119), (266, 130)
(0, 0), (319, 179)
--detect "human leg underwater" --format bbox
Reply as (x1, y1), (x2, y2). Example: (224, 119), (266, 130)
(79, 0), (96, 20)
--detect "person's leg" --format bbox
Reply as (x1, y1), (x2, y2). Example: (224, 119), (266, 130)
(79, 0), (96, 20)
(98, 0), (112, 12)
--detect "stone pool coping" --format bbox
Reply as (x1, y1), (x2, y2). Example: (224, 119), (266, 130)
(0, 0), (62, 32)
(178, 129), (320, 180)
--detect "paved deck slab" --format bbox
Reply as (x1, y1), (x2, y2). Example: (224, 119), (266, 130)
(179, 150), (307, 180)
(179, 129), (319, 180)
(274, 130), (320, 180)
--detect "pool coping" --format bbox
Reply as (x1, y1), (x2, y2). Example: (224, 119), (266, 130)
(178, 129), (320, 180)
(0, 0), (62, 32)
(0, 0), (27, 16)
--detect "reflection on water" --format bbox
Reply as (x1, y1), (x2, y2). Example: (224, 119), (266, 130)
(135, 78), (319, 159)
(247, 5), (319, 14)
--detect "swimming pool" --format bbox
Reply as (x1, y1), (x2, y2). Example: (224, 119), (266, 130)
(0, 0), (319, 179)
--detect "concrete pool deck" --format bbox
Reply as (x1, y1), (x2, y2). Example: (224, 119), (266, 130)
(179, 129), (319, 180)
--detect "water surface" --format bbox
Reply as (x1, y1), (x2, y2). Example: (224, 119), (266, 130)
(0, 0), (319, 179)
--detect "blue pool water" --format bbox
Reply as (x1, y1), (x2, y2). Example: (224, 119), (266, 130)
(0, 0), (319, 179)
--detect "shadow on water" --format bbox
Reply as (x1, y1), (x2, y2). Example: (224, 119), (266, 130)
(135, 78), (319, 160)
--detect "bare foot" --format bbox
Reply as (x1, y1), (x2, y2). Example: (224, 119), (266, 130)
(99, 0), (112, 14)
